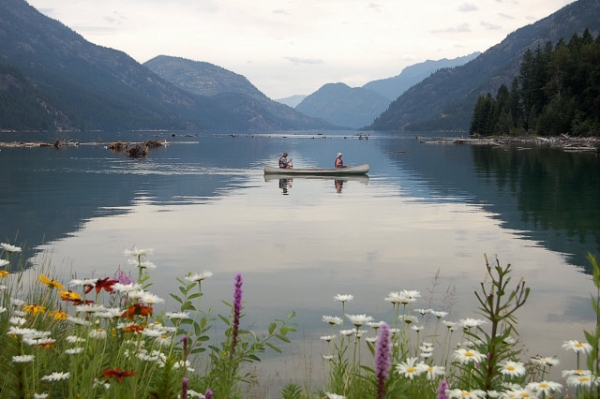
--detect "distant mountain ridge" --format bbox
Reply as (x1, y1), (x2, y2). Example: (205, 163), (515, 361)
(368, 0), (600, 131)
(293, 54), (478, 129)
(295, 83), (390, 128)
(362, 52), (480, 101)
(144, 56), (332, 131)
(0, 0), (332, 132)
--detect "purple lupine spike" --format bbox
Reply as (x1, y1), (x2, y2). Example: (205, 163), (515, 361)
(437, 379), (450, 399)
(115, 268), (133, 285)
(230, 273), (243, 359)
(204, 388), (213, 399)
(180, 377), (188, 399)
(375, 322), (392, 399)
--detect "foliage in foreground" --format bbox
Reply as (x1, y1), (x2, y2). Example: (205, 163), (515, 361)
(0, 243), (296, 399)
(2, 241), (600, 399)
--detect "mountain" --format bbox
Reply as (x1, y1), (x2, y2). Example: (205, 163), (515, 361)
(367, 0), (600, 132)
(295, 83), (390, 129)
(275, 95), (307, 108)
(144, 56), (332, 131)
(362, 52), (480, 101)
(0, 0), (331, 132)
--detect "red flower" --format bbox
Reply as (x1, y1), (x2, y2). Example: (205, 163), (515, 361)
(121, 303), (153, 319)
(102, 368), (137, 382)
(86, 277), (118, 294)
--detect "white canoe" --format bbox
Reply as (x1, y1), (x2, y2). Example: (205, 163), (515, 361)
(264, 163), (369, 176)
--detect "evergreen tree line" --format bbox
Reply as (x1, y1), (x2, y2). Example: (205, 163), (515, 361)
(470, 29), (600, 137)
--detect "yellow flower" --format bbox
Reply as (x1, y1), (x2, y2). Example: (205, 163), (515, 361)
(0, 270), (9, 278)
(39, 274), (66, 290)
(59, 290), (81, 301)
(23, 304), (46, 315)
(48, 310), (68, 320)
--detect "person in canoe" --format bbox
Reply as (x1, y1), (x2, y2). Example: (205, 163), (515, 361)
(279, 152), (293, 168)
(335, 152), (347, 168)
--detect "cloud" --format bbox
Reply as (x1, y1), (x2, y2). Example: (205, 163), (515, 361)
(368, 2), (383, 12)
(481, 21), (502, 30)
(458, 3), (478, 12)
(497, 12), (514, 19)
(284, 57), (324, 65)
(431, 23), (471, 34)
(273, 9), (290, 16)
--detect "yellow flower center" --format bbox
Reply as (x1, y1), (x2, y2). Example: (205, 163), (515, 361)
(507, 365), (515, 371)
(407, 367), (415, 373)
(540, 383), (548, 388)
(465, 351), (474, 357)
(575, 343), (584, 348)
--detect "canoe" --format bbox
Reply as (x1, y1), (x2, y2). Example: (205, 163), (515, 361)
(263, 163), (369, 176)
(264, 174), (370, 185)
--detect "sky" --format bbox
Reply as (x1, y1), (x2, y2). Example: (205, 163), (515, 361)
(27, 0), (575, 100)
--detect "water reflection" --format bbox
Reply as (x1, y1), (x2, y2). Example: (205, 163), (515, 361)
(278, 178), (292, 195)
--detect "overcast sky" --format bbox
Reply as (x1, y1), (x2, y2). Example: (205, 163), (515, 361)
(28, 0), (574, 99)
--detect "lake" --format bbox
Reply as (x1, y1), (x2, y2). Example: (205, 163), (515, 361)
(1, 130), (599, 392)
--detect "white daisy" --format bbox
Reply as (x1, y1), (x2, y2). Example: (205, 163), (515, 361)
(69, 278), (97, 287)
(141, 293), (164, 305)
(41, 372), (70, 381)
(395, 357), (427, 379)
(526, 381), (562, 395)
(346, 314), (373, 327)
(33, 393), (49, 399)
(459, 318), (486, 329)
(562, 340), (592, 354)
(431, 310), (449, 318)
(124, 247), (153, 257)
(320, 335), (336, 342)
(447, 389), (487, 399)
(1, 243), (22, 253)
(325, 393), (346, 399)
(322, 315), (343, 326)
(89, 329), (107, 339)
(453, 348), (486, 364)
(9, 316), (27, 325)
(66, 335), (86, 343)
(499, 360), (526, 377)
(185, 271), (213, 282)
(423, 364), (445, 380)
(531, 356), (560, 367)
(334, 294), (354, 302)
(0, 259), (9, 268)
(166, 311), (190, 320)
(12, 355), (35, 363)
(65, 347), (84, 355)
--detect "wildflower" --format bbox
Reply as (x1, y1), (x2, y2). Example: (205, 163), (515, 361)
(102, 368), (137, 382)
(65, 347), (84, 355)
(128, 259), (157, 269)
(526, 381), (562, 396)
(431, 310), (449, 318)
(499, 360), (527, 377)
(368, 321), (386, 329)
(459, 318), (486, 329)
(141, 293), (165, 305)
(322, 315), (343, 326)
(115, 268), (132, 285)
(39, 275), (66, 290)
(375, 322), (392, 399)
(437, 380), (450, 399)
(86, 277), (118, 294)
(11, 298), (26, 307)
(33, 393), (49, 399)
(230, 272), (243, 358)
(447, 389), (487, 399)
(154, 334), (172, 347)
(0, 284), (7, 290)
(323, 355), (334, 360)
(530, 356), (559, 367)
(334, 294), (353, 302)
(24, 337), (55, 347)
(9, 316), (26, 325)
(41, 372), (70, 381)
(121, 303), (153, 319)
(1, 243), (22, 252)
(75, 303), (106, 313)
(89, 328), (107, 339)
(504, 387), (539, 398)
(339, 329), (355, 336)
(400, 315), (418, 324)
(411, 325), (424, 332)
(185, 271), (213, 283)
(562, 339), (592, 354)
(121, 323), (145, 333)
(346, 314), (373, 327)
(165, 311), (189, 320)
(66, 316), (91, 326)
(124, 246), (153, 257)
(113, 282), (142, 293)
(415, 308), (431, 316)
(320, 335), (336, 342)
(205, 389), (213, 399)
(0, 270), (9, 278)
(97, 308), (124, 319)
(12, 355), (35, 363)
(48, 310), (68, 320)
(424, 364), (446, 380)
(396, 357), (427, 379)
(325, 393), (346, 399)
(69, 278), (98, 287)
(566, 373), (596, 388)
(365, 336), (378, 343)
(0, 259), (9, 267)
(23, 304), (46, 315)
(66, 335), (86, 343)
(186, 389), (204, 398)
(453, 348), (486, 364)
(58, 290), (83, 302)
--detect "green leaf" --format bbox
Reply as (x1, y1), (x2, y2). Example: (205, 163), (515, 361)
(191, 347), (206, 354)
(275, 333), (290, 343)
(265, 342), (282, 353)
(169, 294), (183, 304)
(268, 323), (276, 335)
(219, 314), (231, 326)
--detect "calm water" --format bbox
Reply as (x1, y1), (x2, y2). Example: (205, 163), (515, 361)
(1, 130), (599, 387)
